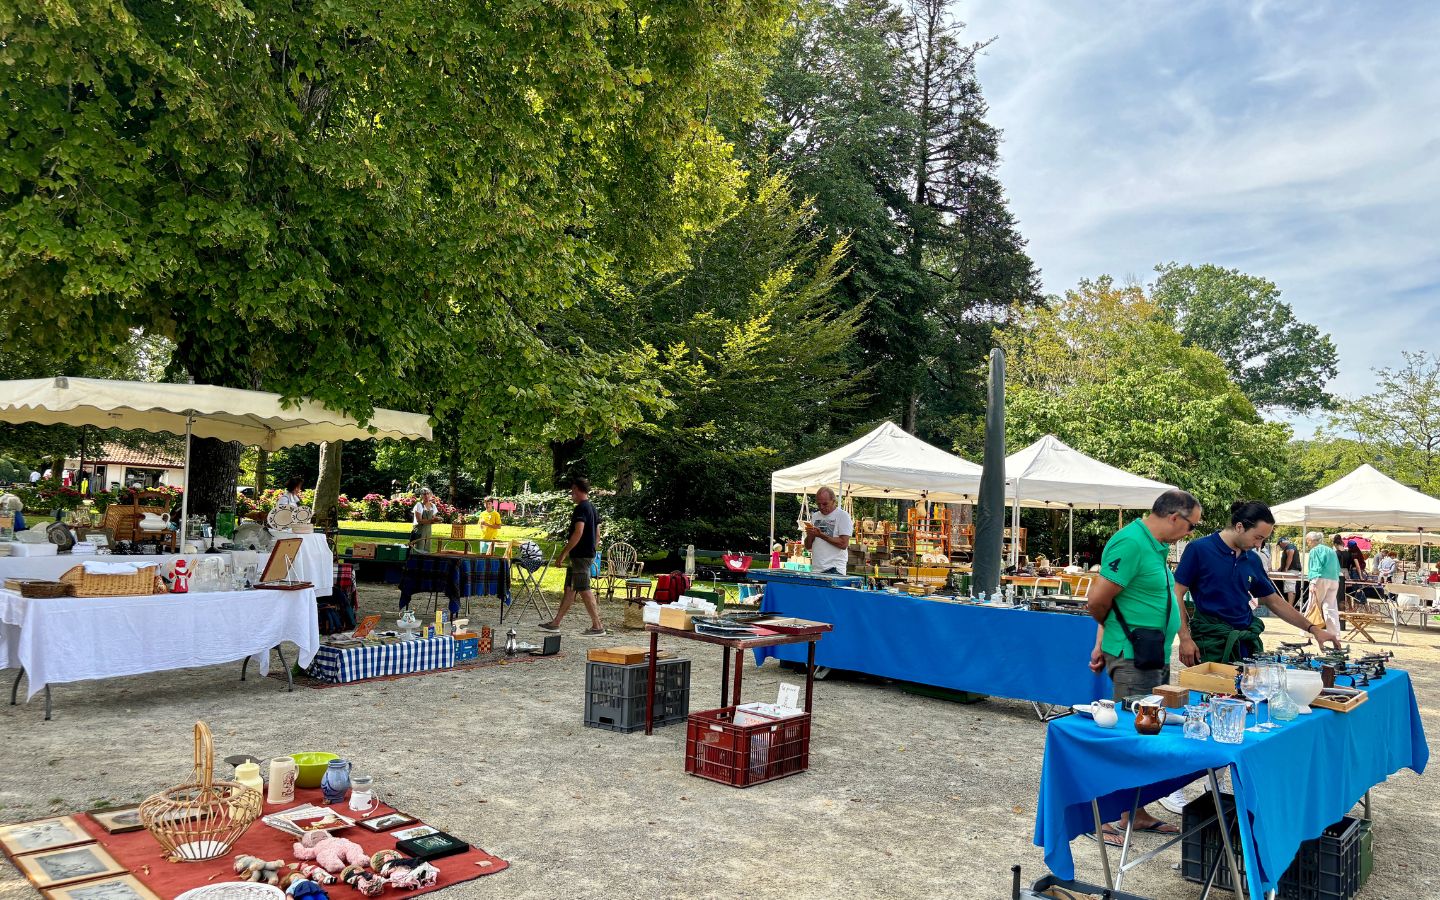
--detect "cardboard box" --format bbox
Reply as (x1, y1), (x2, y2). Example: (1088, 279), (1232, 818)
(658, 607), (695, 631)
(454, 637), (479, 661)
(375, 543), (408, 562)
(1178, 661), (1239, 695)
(351, 541), (377, 559)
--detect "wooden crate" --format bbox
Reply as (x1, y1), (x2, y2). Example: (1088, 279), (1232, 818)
(1178, 661), (1239, 695)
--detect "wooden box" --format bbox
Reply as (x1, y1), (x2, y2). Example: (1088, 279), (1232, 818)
(658, 607), (695, 631)
(351, 541), (377, 559)
(1311, 689), (1368, 714)
(588, 646), (651, 665)
(1154, 684), (1189, 709)
(1178, 661), (1239, 695)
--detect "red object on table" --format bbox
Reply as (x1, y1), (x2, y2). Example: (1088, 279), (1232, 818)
(75, 789), (507, 897)
(642, 622), (830, 737)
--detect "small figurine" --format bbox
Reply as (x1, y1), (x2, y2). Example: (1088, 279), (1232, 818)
(171, 558), (191, 593)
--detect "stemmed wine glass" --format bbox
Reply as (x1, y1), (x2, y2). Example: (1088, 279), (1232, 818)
(1241, 662), (1270, 733)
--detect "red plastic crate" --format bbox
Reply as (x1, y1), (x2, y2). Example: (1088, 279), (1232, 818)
(684, 706), (811, 787)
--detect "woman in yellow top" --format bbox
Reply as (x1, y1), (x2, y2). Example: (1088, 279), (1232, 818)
(478, 497), (503, 541)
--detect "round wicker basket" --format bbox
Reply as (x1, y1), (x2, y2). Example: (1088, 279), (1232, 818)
(139, 722), (262, 862)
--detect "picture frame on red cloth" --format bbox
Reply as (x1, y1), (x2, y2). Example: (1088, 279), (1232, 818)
(0, 817), (93, 856)
(43, 873), (161, 900)
(15, 843), (127, 889)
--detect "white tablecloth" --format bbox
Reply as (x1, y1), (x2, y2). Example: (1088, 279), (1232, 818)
(268, 532), (334, 596)
(0, 587), (320, 700)
(0, 551), (257, 583)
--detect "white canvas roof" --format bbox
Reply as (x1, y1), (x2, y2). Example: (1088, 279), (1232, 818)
(1003, 435), (1176, 510)
(1271, 464), (1440, 529)
(770, 421), (983, 501)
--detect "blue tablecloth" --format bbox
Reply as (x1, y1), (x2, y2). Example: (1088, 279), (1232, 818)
(398, 553), (510, 615)
(1034, 670), (1429, 899)
(753, 583), (1111, 706)
(746, 569), (864, 588)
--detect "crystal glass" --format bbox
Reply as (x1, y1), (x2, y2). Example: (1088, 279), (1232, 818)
(1261, 663), (1285, 729)
(1241, 663), (1269, 732)
(1209, 697), (1246, 745)
(1183, 704), (1212, 741)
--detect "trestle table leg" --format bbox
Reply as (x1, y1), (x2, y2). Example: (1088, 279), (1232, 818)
(10, 667), (21, 705)
(720, 647), (730, 708)
(805, 641), (816, 712)
(277, 645), (292, 692)
(240, 656), (250, 681)
(644, 631), (659, 735)
(1208, 767), (1246, 899)
(1114, 788), (1141, 888)
(43, 685), (51, 721)
(1091, 799), (1114, 889)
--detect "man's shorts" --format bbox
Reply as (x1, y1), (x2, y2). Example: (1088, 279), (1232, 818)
(1103, 652), (1170, 702)
(564, 556), (594, 592)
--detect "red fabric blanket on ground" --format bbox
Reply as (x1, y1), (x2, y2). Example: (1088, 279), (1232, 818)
(75, 789), (507, 899)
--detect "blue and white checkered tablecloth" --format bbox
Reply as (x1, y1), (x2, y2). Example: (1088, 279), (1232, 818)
(307, 635), (455, 684)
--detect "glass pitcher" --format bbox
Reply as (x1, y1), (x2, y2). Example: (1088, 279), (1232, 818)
(1183, 704), (1212, 740)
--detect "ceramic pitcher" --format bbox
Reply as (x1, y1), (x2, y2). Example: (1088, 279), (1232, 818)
(320, 759), (352, 805)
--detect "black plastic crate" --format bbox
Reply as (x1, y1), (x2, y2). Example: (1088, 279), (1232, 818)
(1181, 791), (1361, 900)
(583, 659), (691, 733)
(585, 658), (690, 695)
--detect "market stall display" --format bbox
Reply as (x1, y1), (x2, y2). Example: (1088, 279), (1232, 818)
(753, 581), (1111, 711)
(1034, 668), (1428, 899)
(1, 585), (319, 719)
(306, 634), (456, 685)
(398, 553), (511, 620)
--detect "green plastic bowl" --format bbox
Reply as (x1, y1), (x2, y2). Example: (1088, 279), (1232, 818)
(290, 752), (338, 789)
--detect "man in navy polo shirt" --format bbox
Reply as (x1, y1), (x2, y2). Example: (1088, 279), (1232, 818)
(1176, 500), (1341, 666)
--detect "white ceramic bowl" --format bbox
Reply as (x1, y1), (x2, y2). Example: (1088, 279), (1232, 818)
(1286, 669), (1324, 713)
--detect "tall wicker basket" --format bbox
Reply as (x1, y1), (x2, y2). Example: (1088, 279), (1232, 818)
(138, 722), (262, 861)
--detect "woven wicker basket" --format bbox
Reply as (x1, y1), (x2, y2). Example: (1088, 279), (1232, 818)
(3, 579), (73, 598)
(59, 564), (166, 597)
(139, 722), (262, 862)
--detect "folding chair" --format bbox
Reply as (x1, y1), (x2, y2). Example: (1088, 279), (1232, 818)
(509, 548), (554, 624)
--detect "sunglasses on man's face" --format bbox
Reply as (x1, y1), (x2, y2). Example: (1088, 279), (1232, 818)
(1174, 512), (1202, 533)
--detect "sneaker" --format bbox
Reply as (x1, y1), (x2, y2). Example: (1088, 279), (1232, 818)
(579, 627), (608, 637)
(1159, 789), (1187, 815)
(536, 622), (560, 632)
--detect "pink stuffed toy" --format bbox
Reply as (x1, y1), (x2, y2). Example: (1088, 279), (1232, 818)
(292, 832), (369, 873)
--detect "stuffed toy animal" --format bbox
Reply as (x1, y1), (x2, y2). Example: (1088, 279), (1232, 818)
(233, 855), (286, 885)
(339, 865), (385, 897)
(292, 833), (369, 873)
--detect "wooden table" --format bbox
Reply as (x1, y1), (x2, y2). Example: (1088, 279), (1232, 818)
(643, 623), (831, 735)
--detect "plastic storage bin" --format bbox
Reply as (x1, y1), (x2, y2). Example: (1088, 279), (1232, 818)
(584, 659), (690, 734)
(684, 706), (811, 788)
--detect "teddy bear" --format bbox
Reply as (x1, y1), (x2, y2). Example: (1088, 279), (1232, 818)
(233, 855), (286, 885)
(292, 832), (370, 874)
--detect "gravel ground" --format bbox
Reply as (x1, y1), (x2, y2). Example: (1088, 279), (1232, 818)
(2, 585), (1436, 900)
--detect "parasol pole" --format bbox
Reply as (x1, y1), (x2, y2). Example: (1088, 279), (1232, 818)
(179, 414), (193, 549)
(1068, 505), (1075, 566)
(768, 491), (775, 554)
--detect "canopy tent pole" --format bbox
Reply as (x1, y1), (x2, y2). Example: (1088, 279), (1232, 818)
(179, 414), (193, 548)
(1010, 478), (1021, 568)
(768, 492), (776, 551)
(1068, 505), (1075, 566)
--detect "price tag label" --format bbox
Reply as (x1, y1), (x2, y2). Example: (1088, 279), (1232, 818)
(777, 682), (801, 710)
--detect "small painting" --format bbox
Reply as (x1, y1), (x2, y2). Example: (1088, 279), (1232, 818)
(0, 817), (92, 856)
(43, 874), (161, 900)
(358, 812), (416, 832)
(15, 844), (126, 889)
(388, 824), (437, 841)
(87, 806), (144, 835)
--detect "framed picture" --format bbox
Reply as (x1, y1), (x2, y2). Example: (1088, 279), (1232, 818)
(43, 874), (161, 900)
(358, 812), (416, 832)
(261, 537), (304, 583)
(388, 825), (437, 841)
(0, 817), (92, 856)
(15, 844), (126, 889)
(87, 807), (144, 835)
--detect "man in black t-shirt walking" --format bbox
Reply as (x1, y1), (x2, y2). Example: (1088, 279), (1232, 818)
(538, 477), (607, 636)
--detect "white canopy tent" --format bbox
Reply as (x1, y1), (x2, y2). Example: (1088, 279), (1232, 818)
(1004, 435), (1177, 564)
(1272, 464), (1440, 569)
(768, 421), (983, 545)
(0, 376), (433, 546)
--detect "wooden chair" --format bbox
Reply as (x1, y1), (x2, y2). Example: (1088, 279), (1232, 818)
(600, 542), (644, 602)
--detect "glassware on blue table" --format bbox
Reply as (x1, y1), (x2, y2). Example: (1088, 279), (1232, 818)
(1183, 704), (1211, 741)
(1241, 663), (1269, 732)
(1209, 697), (1246, 745)
(1260, 663), (1285, 729)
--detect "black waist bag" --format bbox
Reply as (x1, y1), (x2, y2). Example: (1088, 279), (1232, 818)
(1111, 598), (1172, 671)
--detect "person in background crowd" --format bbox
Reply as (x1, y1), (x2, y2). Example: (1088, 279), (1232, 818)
(42, 467), (52, 480)
(478, 497), (503, 542)
(1378, 549), (1398, 582)
(1085, 489), (1201, 838)
(1428, 563), (1440, 584)
(1176, 503), (1341, 667)
(411, 487), (440, 550)
(804, 486), (853, 575)
(28, 469), (40, 483)
(276, 476), (304, 509)
(539, 478), (606, 636)
(1304, 532), (1342, 637)
(1332, 535), (1348, 600)
(1345, 540), (1367, 581)
(61, 469), (73, 487)
(1277, 538), (1302, 607)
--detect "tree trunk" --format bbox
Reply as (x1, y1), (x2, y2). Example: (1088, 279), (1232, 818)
(615, 439), (636, 496)
(447, 433), (461, 508)
(902, 391), (919, 434)
(314, 441), (342, 529)
(255, 448), (270, 494)
(186, 437), (244, 522)
(483, 464), (496, 498)
(549, 436), (588, 488)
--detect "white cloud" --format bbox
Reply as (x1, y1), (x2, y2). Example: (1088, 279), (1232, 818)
(959, 0), (1440, 433)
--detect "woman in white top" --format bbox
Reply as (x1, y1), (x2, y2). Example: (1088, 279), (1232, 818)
(412, 488), (441, 550)
(276, 477), (304, 509)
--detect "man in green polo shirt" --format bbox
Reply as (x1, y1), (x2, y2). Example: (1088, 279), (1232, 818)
(1085, 488), (1202, 840)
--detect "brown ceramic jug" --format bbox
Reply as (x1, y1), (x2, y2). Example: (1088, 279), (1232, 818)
(1133, 700), (1164, 735)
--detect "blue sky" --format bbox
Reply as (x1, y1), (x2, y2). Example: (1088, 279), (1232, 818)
(959, 0), (1440, 435)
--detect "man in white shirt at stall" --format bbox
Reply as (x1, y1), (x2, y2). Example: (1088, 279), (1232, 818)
(804, 486), (853, 575)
